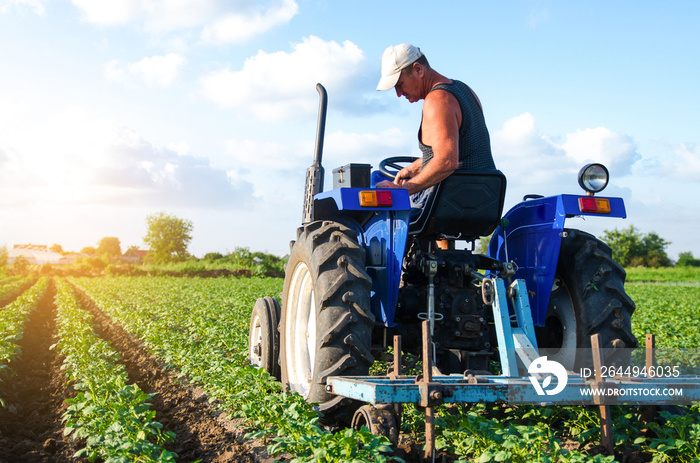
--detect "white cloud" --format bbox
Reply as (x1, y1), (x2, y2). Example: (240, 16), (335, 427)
(200, 36), (365, 121)
(562, 127), (640, 176)
(657, 143), (700, 180)
(491, 113), (569, 192)
(218, 127), (413, 203)
(223, 139), (301, 171)
(492, 113), (644, 206)
(71, 0), (141, 26)
(323, 128), (415, 168)
(71, 0), (297, 40)
(105, 54), (186, 88)
(0, 104), (253, 209)
(0, 0), (46, 15)
(201, 0), (298, 44)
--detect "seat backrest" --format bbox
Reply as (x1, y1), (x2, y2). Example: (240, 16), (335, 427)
(410, 169), (507, 241)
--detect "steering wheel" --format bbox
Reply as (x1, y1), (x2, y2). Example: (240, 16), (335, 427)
(378, 156), (419, 180)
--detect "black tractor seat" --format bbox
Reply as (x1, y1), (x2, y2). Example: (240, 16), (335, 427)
(409, 169), (507, 242)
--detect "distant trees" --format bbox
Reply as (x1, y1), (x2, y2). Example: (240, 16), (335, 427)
(600, 225), (672, 268)
(677, 251), (700, 267)
(81, 246), (98, 256)
(50, 244), (65, 255)
(143, 212), (193, 263)
(97, 237), (122, 257)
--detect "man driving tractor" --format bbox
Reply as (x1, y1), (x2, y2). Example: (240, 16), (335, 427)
(375, 43), (496, 209)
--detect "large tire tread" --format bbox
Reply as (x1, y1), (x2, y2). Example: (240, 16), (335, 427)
(559, 229), (638, 369)
(280, 220), (375, 424)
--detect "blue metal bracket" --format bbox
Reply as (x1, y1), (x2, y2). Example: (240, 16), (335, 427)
(487, 278), (539, 376)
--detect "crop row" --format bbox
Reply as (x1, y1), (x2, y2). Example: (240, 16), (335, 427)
(72, 276), (398, 462)
(0, 276), (49, 406)
(627, 282), (700, 348)
(53, 278), (176, 462)
(69, 276), (700, 462)
(1, 275), (695, 462)
(0, 274), (36, 306)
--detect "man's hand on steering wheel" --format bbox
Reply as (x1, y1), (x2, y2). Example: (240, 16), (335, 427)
(376, 156), (421, 190)
(378, 156), (419, 180)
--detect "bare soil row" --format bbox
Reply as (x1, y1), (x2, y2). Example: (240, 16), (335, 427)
(0, 280), (274, 463)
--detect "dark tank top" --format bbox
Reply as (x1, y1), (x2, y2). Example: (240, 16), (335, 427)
(418, 80), (495, 170)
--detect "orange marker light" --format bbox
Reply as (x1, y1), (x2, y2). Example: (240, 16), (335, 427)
(578, 197), (611, 214)
(359, 190), (393, 207)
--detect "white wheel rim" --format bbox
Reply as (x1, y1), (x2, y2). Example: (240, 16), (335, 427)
(249, 311), (264, 368)
(546, 277), (577, 370)
(285, 262), (317, 398)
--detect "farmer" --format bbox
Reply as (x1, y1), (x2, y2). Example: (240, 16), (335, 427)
(375, 43), (496, 207)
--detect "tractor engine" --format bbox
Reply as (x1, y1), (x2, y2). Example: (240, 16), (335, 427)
(393, 239), (501, 374)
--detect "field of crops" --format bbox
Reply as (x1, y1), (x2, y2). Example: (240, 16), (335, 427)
(1, 274), (699, 462)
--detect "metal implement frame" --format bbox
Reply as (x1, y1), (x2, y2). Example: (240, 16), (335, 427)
(327, 275), (700, 461)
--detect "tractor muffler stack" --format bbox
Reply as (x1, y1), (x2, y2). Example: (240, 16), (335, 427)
(302, 83), (327, 225)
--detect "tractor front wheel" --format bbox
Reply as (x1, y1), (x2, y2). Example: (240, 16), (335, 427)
(280, 220), (375, 424)
(537, 229), (638, 371)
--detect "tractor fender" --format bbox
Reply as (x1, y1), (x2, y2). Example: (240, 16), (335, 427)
(488, 194), (626, 326)
(312, 187), (411, 327)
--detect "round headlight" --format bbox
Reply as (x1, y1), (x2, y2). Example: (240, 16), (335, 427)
(578, 163), (609, 194)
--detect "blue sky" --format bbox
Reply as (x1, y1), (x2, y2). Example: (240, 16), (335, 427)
(1, 0), (698, 260)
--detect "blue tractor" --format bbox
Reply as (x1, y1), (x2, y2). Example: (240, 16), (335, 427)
(248, 84), (637, 425)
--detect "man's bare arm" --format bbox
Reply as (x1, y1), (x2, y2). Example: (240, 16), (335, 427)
(398, 90), (460, 194)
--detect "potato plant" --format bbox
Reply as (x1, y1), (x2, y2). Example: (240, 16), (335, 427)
(0, 276), (49, 406)
(53, 279), (176, 462)
(68, 275), (700, 462)
(73, 276), (402, 463)
(0, 274), (35, 303)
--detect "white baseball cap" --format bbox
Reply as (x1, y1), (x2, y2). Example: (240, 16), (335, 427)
(376, 43), (423, 91)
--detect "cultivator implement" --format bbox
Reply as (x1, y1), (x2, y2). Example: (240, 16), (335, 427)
(327, 276), (700, 462)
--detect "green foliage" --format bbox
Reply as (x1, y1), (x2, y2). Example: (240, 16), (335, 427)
(12, 255), (29, 272)
(0, 274), (36, 305)
(643, 408), (700, 463)
(97, 237), (122, 257)
(434, 404), (619, 463)
(143, 212), (194, 263)
(61, 274), (700, 462)
(625, 266), (700, 282)
(73, 276), (400, 462)
(627, 282), (700, 348)
(81, 246), (97, 256)
(143, 247), (285, 277)
(601, 225), (672, 267)
(475, 233), (492, 255)
(0, 277), (49, 405)
(0, 245), (8, 268)
(677, 251), (700, 267)
(53, 279), (176, 462)
(225, 246), (285, 274)
(50, 243), (65, 255)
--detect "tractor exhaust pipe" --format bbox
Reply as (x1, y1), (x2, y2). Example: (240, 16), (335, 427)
(302, 83), (328, 225)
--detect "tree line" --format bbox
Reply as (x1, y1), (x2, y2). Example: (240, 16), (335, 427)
(3, 213), (697, 270)
(600, 225), (698, 268)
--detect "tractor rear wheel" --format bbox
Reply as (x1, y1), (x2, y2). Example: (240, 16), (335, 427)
(536, 229), (638, 371)
(280, 220), (375, 424)
(248, 296), (281, 381)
